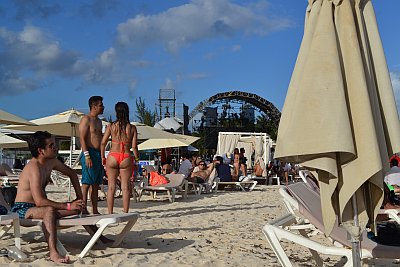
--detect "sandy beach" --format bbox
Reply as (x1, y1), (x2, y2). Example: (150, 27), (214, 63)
(0, 184), (398, 267)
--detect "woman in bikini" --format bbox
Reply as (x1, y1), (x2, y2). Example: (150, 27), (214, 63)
(101, 102), (138, 214)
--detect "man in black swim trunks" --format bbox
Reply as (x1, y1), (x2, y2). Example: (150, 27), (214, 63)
(11, 131), (85, 264)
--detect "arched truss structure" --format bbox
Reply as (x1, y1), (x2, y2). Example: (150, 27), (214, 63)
(189, 91), (281, 123)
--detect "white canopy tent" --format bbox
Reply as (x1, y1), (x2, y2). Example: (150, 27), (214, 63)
(154, 117), (183, 132)
(216, 132), (273, 176)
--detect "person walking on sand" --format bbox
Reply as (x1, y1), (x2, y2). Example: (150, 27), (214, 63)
(79, 95), (105, 214)
(101, 102), (138, 214)
(11, 131), (84, 263)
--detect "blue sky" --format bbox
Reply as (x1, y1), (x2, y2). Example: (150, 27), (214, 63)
(0, 0), (399, 121)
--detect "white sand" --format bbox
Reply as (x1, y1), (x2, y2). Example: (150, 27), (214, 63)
(0, 185), (398, 266)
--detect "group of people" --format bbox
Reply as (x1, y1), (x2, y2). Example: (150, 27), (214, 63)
(175, 152), (232, 184)
(9, 96), (138, 263)
(383, 155), (400, 209)
(79, 96), (139, 215)
(221, 148), (247, 181)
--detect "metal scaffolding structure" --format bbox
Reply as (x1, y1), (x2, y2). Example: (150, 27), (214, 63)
(157, 89), (176, 121)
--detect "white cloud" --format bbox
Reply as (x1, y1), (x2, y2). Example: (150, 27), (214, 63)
(391, 72), (400, 113)
(176, 72), (208, 81)
(131, 60), (152, 68)
(128, 80), (138, 98)
(0, 25), (120, 95)
(0, 1), (292, 96)
(12, 0), (61, 21)
(79, 0), (119, 18)
(116, 0), (291, 54)
(231, 44), (241, 52)
(162, 78), (175, 89)
(0, 25), (84, 95)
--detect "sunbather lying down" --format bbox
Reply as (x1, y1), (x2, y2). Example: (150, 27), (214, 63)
(189, 160), (214, 183)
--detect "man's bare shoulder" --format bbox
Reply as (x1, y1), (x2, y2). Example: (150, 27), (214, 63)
(79, 115), (90, 125)
(20, 159), (40, 178)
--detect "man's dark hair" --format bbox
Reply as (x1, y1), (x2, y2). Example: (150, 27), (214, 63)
(390, 158), (399, 168)
(240, 147), (245, 153)
(182, 152), (192, 159)
(215, 156), (223, 164)
(88, 96), (103, 110)
(28, 131), (52, 158)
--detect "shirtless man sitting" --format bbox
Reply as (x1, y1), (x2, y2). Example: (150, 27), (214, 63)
(189, 159), (215, 183)
(11, 131), (85, 263)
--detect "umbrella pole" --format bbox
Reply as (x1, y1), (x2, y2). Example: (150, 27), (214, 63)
(350, 194), (362, 267)
(69, 124), (73, 167)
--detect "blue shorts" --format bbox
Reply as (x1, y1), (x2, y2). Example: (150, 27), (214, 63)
(11, 202), (36, 219)
(80, 147), (104, 185)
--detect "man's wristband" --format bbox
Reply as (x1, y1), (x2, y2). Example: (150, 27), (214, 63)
(67, 202), (71, 211)
(84, 151), (90, 157)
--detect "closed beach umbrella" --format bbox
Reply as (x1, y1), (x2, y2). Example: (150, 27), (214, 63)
(274, 0), (400, 265)
(0, 109), (35, 125)
(0, 133), (28, 149)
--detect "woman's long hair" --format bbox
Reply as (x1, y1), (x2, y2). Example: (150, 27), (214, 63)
(114, 102), (130, 139)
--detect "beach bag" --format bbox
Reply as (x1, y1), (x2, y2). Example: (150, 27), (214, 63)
(149, 172), (169, 186)
(1, 186), (17, 207)
(388, 190), (400, 205)
(374, 222), (400, 246)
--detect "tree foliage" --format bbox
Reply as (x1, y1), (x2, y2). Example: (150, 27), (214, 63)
(255, 113), (279, 140)
(135, 97), (157, 126)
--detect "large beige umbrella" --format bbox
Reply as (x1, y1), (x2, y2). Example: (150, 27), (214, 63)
(6, 109), (84, 137)
(132, 122), (198, 143)
(6, 109), (85, 166)
(0, 133), (28, 149)
(138, 137), (198, 151)
(274, 0), (400, 264)
(0, 109), (35, 125)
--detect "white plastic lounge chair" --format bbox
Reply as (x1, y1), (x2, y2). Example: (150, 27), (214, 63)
(137, 173), (188, 203)
(1, 212), (139, 258)
(26, 212), (138, 258)
(263, 182), (400, 267)
(0, 189), (138, 258)
(187, 169), (219, 195)
(216, 179), (257, 192)
(50, 170), (72, 201)
(0, 191), (22, 252)
(0, 164), (19, 186)
(1, 163), (22, 176)
(298, 170), (309, 184)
